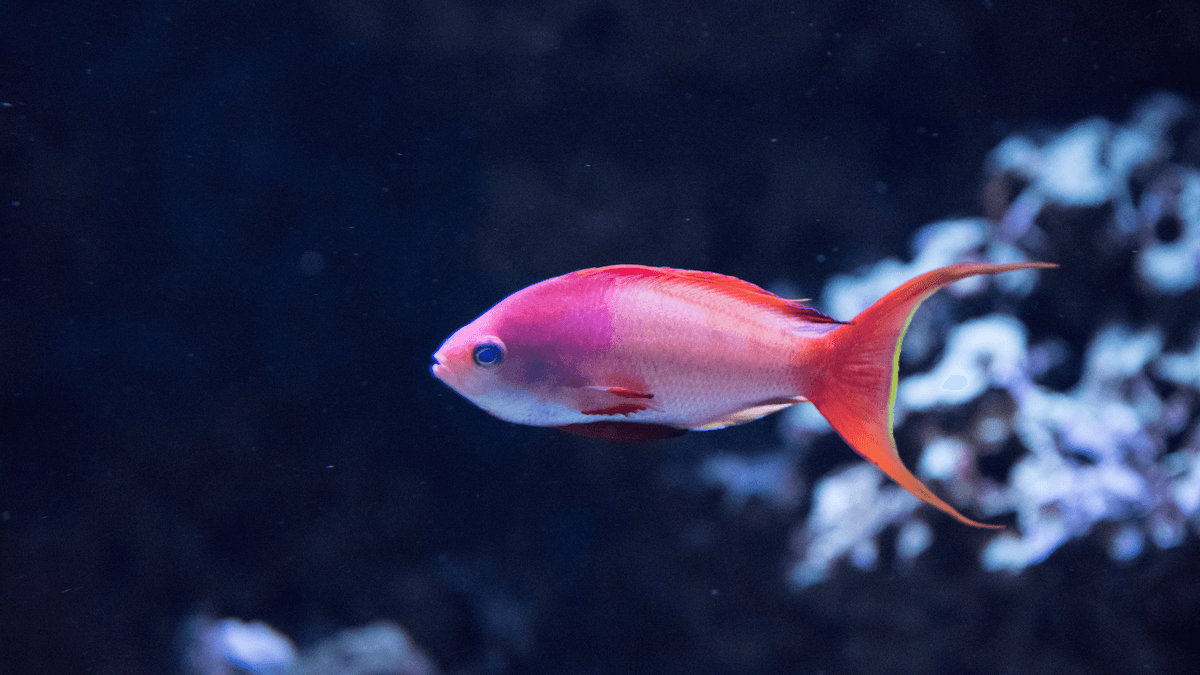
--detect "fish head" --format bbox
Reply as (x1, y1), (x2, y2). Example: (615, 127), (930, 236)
(431, 301), (576, 426)
(432, 273), (618, 426)
(431, 312), (514, 410)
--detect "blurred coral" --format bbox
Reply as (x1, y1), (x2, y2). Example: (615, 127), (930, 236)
(184, 616), (439, 675)
(685, 94), (1200, 588)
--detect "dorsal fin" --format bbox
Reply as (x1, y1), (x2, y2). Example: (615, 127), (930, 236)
(570, 265), (844, 325)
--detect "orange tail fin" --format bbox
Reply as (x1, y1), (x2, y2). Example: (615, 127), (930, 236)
(806, 262), (1057, 528)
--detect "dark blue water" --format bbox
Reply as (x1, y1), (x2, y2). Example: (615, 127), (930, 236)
(3, 1), (1199, 673)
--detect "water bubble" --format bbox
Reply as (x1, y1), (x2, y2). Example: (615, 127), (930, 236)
(299, 251), (325, 276)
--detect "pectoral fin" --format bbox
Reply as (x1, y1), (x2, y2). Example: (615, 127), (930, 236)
(585, 385), (655, 400)
(576, 385), (662, 416)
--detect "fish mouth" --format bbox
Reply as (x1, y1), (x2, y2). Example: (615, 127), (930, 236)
(431, 352), (448, 379)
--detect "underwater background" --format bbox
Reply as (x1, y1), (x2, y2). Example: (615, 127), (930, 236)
(4, 0), (1200, 673)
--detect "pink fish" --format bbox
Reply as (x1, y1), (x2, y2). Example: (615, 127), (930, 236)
(432, 262), (1056, 527)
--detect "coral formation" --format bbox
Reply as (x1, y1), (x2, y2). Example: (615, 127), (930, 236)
(693, 94), (1200, 587)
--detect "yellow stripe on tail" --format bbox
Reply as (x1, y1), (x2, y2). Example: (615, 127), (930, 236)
(806, 262), (1057, 528)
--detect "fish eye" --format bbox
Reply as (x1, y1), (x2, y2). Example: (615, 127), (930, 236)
(472, 339), (505, 368)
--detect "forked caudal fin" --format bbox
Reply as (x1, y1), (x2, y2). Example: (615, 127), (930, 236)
(806, 262), (1057, 528)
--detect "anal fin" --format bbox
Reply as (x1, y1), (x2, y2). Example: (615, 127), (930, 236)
(692, 396), (806, 431)
(558, 421), (688, 442)
(582, 403), (650, 416)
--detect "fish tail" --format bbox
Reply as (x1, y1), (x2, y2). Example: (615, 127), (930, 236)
(805, 262), (1056, 528)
